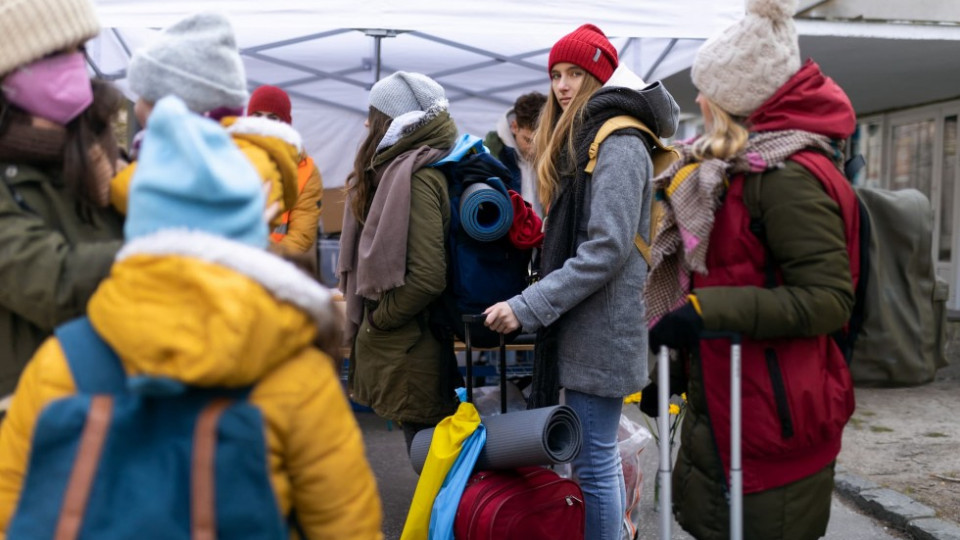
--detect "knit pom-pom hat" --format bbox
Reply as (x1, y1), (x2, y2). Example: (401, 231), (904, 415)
(692, 0), (800, 117)
(548, 24), (618, 84)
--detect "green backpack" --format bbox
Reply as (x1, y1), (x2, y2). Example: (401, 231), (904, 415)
(849, 187), (950, 386)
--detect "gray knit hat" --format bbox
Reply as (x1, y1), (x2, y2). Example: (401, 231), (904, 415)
(128, 12), (248, 113)
(0, 0), (100, 76)
(369, 71), (446, 118)
(692, 0), (800, 117)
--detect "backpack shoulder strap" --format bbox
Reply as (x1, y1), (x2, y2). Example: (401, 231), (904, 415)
(585, 115), (680, 176)
(54, 317), (126, 394)
(587, 116), (679, 266)
(633, 199), (663, 266)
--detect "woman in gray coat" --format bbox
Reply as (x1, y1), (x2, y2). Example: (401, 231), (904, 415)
(484, 24), (679, 540)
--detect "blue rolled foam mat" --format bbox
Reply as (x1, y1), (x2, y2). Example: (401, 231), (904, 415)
(410, 405), (582, 475)
(459, 181), (514, 242)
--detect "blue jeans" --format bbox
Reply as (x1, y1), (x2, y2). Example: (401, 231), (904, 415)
(566, 389), (626, 540)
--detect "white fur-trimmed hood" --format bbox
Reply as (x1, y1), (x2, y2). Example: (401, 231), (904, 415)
(118, 229), (332, 326)
(376, 99), (449, 152)
(225, 116), (303, 152)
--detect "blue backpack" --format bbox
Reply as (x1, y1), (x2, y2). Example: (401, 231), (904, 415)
(429, 134), (532, 348)
(8, 317), (290, 539)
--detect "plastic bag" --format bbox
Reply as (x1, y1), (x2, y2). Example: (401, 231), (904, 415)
(471, 381), (527, 417)
(619, 413), (653, 540)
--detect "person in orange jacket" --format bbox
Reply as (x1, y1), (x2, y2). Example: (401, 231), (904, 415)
(0, 96), (382, 540)
(248, 85), (324, 254)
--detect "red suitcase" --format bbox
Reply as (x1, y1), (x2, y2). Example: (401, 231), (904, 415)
(454, 316), (585, 540)
(454, 466), (583, 540)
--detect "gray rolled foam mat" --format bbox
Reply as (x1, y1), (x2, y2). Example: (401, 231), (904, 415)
(409, 405), (581, 475)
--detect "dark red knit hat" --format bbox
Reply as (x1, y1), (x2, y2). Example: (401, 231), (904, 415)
(247, 85), (292, 124)
(548, 24), (619, 83)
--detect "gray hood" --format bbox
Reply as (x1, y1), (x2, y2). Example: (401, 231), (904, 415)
(593, 64), (680, 139)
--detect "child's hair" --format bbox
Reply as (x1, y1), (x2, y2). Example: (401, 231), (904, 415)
(533, 74), (603, 208)
(513, 91), (548, 131)
(691, 96), (749, 161)
(346, 107), (393, 223)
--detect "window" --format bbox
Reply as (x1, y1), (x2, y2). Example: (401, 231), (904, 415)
(941, 116), (957, 262)
(891, 119), (936, 198)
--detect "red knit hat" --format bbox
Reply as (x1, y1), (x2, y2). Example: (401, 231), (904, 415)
(247, 85), (292, 124)
(548, 24), (618, 83)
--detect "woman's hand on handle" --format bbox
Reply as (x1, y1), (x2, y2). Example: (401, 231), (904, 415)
(484, 302), (520, 334)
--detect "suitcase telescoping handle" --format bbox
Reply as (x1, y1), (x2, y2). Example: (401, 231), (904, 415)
(461, 314), (508, 413)
(657, 331), (742, 540)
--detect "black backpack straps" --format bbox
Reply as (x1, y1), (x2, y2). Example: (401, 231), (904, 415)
(844, 154), (866, 182)
(54, 317), (127, 394)
(833, 194), (871, 364)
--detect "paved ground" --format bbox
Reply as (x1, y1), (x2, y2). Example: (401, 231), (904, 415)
(356, 322), (960, 539)
(357, 404), (909, 539)
(834, 338), (960, 540)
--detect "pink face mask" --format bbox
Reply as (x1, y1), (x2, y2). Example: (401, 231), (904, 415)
(1, 51), (94, 125)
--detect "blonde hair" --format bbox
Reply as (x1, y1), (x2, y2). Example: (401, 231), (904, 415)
(534, 74), (604, 209)
(692, 96), (750, 161)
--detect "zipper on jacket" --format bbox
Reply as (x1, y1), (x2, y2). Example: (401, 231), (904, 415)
(765, 348), (795, 439)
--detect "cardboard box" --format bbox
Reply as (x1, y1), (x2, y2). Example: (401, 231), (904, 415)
(319, 186), (347, 235)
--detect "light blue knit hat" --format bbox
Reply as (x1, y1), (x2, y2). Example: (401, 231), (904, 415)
(125, 96), (268, 248)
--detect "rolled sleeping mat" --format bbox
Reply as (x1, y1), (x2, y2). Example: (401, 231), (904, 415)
(410, 405), (581, 475)
(459, 180), (514, 242)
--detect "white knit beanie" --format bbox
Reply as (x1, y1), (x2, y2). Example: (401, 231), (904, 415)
(369, 72), (447, 119)
(692, 0), (800, 117)
(128, 12), (248, 114)
(0, 0), (100, 76)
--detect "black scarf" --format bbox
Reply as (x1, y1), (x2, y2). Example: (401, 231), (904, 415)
(528, 87), (656, 408)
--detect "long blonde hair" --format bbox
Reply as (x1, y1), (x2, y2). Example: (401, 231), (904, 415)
(691, 96), (750, 161)
(534, 75), (604, 209)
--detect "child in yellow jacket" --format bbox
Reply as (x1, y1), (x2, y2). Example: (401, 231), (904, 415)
(107, 12), (301, 230)
(0, 96), (383, 539)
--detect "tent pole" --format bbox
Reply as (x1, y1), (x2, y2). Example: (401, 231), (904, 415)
(375, 35), (383, 81)
(644, 38), (678, 82)
(362, 29), (400, 83)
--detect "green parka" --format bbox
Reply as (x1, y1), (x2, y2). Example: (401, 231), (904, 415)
(0, 163), (123, 397)
(674, 162), (852, 540)
(348, 112), (459, 425)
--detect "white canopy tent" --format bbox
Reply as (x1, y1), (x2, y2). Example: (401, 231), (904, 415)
(86, 1), (744, 186)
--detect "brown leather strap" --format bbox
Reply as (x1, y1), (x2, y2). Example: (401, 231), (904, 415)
(192, 399), (233, 540)
(55, 396), (114, 540)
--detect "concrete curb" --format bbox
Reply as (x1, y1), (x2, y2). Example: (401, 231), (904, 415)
(835, 466), (960, 540)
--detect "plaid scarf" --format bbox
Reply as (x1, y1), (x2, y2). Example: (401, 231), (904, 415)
(644, 130), (838, 325)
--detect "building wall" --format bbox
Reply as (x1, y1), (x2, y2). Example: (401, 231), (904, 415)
(802, 0), (960, 24)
